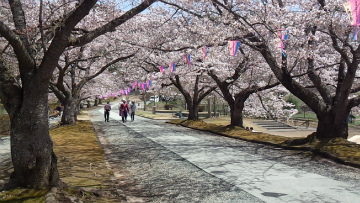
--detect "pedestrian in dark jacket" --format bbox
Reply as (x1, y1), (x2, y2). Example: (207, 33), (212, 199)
(104, 101), (111, 122)
(129, 101), (136, 121)
(119, 99), (129, 123)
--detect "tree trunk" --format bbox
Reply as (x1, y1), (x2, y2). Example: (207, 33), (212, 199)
(188, 104), (199, 120)
(5, 86), (60, 189)
(230, 102), (245, 127)
(317, 112), (348, 139)
(61, 99), (79, 125)
(213, 96), (217, 117)
(207, 98), (211, 118)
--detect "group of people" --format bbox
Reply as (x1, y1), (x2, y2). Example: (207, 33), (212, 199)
(245, 127), (254, 132)
(104, 99), (136, 123)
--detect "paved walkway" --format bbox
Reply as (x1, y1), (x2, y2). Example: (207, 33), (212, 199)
(90, 105), (360, 203)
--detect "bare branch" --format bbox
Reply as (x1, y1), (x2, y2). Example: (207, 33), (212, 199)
(68, 0), (157, 47)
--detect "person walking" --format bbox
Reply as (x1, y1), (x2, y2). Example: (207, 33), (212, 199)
(104, 101), (111, 122)
(129, 101), (137, 121)
(119, 99), (129, 123)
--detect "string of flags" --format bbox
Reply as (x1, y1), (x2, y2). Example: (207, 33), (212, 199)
(343, 0), (360, 40)
(100, 37), (288, 98)
(101, 42), (240, 98)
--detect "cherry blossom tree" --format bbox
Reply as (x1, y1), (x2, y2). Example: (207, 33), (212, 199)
(0, 0), (157, 189)
(206, 0), (360, 139)
(160, 0), (360, 139)
(243, 88), (298, 121)
(137, 1), (292, 125)
(50, 45), (135, 125)
(122, 9), (221, 120)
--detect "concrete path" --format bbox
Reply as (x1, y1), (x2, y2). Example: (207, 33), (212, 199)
(91, 106), (360, 203)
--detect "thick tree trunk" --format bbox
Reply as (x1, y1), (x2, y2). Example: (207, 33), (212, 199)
(188, 104), (199, 120)
(5, 86), (60, 189)
(317, 112), (348, 139)
(230, 102), (245, 127)
(61, 99), (78, 125)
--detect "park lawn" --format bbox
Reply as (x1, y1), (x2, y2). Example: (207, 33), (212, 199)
(0, 121), (123, 203)
(169, 119), (360, 167)
(203, 117), (268, 132)
(292, 112), (318, 121)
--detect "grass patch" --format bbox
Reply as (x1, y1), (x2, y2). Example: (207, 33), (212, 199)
(169, 120), (360, 167)
(292, 112), (318, 121)
(51, 121), (111, 188)
(137, 110), (176, 120)
(0, 121), (123, 203)
(0, 188), (49, 203)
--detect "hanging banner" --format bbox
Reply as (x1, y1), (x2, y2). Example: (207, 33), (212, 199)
(277, 29), (289, 56)
(344, 1), (354, 24)
(184, 54), (191, 67)
(202, 47), (210, 60)
(228, 41), (241, 56)
(277, 29), (284, 49)
(169, 63), (176, 72)
(344, 0), (360, 40)
(160, 66), (164, 74)
(350, 0), (360, 26)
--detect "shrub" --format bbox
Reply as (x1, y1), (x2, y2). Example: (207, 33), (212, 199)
(164, 104), (174, 110)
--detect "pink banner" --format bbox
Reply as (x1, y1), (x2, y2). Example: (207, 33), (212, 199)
(228, 41), (241, 56)
(350, 0), (360, 25)
(160, 66), (164, 74)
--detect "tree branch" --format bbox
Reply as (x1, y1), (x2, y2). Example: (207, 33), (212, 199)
(68, 0), (157, 47)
